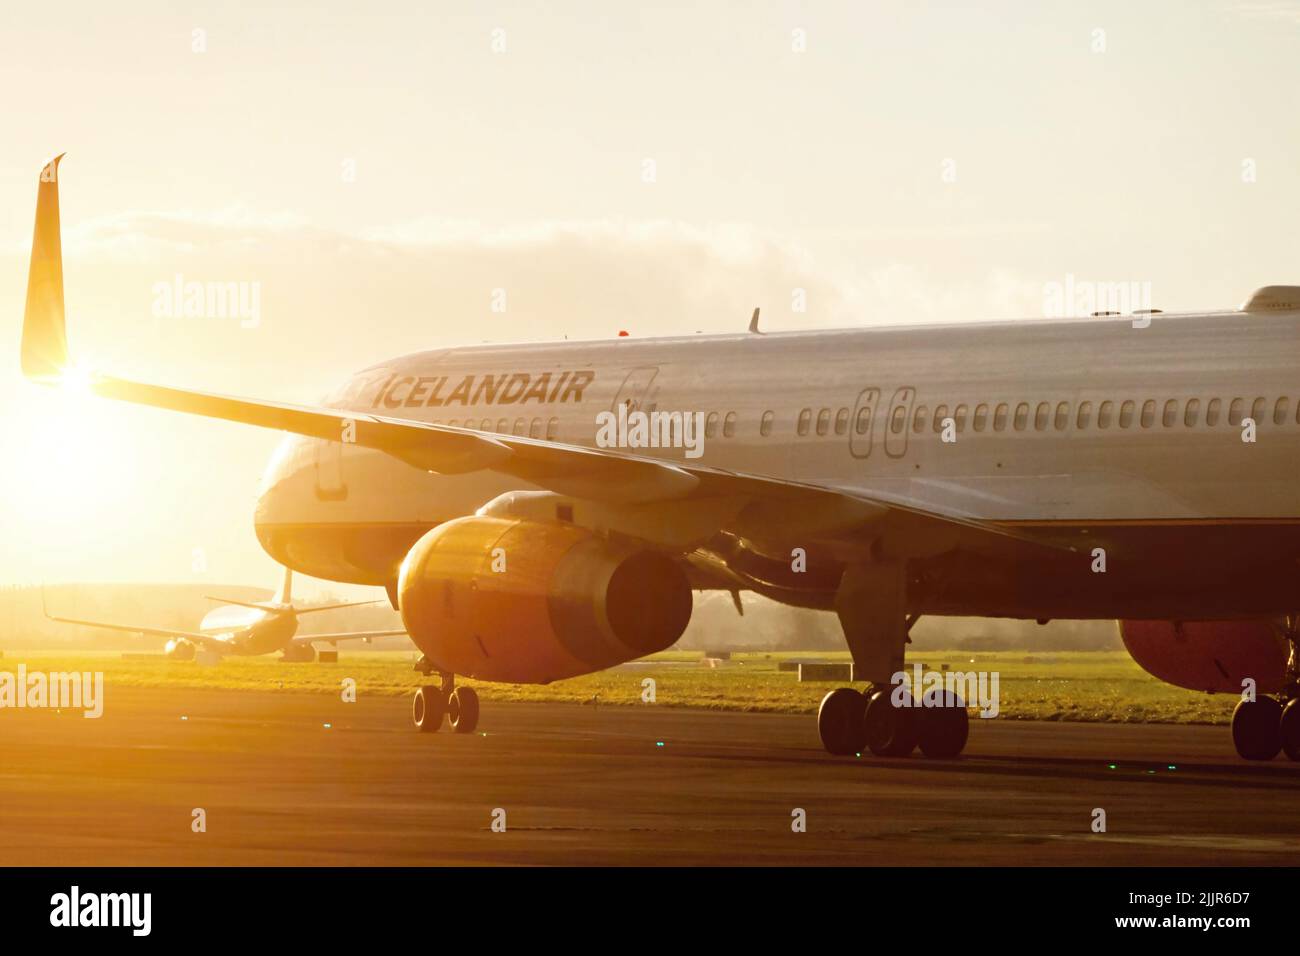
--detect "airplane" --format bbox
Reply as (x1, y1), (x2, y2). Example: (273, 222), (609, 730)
(18, 155), (1300, 755)
(44, 566), (406, 662)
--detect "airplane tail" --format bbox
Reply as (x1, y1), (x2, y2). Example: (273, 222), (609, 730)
(275, 566), (293, 605)
(21, 154), (69, 382)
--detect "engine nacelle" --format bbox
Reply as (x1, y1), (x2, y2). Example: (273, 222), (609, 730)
(164, 638), (196, 661)
(280, 643), (317, 663)
(398, 516), (692, 683)
(1119, 619), (1287, 694)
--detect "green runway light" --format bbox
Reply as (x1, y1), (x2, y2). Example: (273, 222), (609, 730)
(1168, 765), (1177, 770)
(1107, 763), (1116, 769)
(323, 723), (332, 729)
(656, 741), (664, 747)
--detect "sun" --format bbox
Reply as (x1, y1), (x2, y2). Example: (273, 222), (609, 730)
(56, 360), (97, 400)
(5, 365), (140, 537)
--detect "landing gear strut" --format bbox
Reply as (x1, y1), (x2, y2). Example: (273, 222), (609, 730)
(815, 561), (971, 760)
(1232, 616), (1300, 761)
(412, 670), (480, 734)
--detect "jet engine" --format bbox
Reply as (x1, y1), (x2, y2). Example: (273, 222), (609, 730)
(164, 638), (196, 661)
(280, 643), (317, 663)
(398, 516), (692, 683)
(1119, 619), (1287, 695)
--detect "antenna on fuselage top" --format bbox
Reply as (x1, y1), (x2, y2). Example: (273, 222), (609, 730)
(748, 307), (763, 334)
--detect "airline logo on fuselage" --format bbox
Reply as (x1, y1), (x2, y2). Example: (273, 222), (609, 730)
(373, 370), (595, 409)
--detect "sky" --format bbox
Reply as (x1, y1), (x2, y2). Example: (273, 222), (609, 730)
(1, 0), (1298, 594)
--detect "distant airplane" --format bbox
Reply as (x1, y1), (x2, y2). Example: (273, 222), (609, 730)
(44, 567), (405, 662)
(18, 155), (1300, 754)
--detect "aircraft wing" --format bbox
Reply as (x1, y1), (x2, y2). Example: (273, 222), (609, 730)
(20, 155), (1072, 559)
(202, 596), (383, 615)
(291, 600), (386, 616)
(290, 630), (408, 646)
(43, 611), (212, 642)
(42, 594), (229, 648)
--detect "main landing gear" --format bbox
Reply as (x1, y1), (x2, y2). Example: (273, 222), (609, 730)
(412, 670), (480, 734)
(818, 686), (969, 759)
(818, 560), (971, 760)
(1231, 616), (1300, 761)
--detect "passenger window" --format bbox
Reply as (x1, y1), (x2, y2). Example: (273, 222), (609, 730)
(933, 404), (948, 433)
(1034, 402), (1049, 431)
(529, 418), (542, 438)
(1184, 399), (1200, 427)
(1013, 403), (1029, 431)
(1076, 401), (1092, 429)
(1206, 399), (1221, 426)
(1281, 397), (1295, 425)
(448, 419), (459, 428)
(1251, 397), (1267, 424)
(480, 418), (492, 431)
(1054, 402), (1069, 430)
(1119, 401), (1135, 428)
(815, 408), (831, 436)
(1140, 400), (1155, 428)
(993, 403), (1009, 431)
(513, 418), (526, 435)
(496, 418), (509, 432)
(854, 407), (871, 435)
(723, 412), (737, 438)
(834, 408), (849, 435)
(912, 405), (929, 434)
(953, 404), (967, 431)
(706, 412), (720, 439)
(797, 408), (811, 436)
(891, 405), (907, 434)
(1162, 400), (1178, 428)
(1098, 401), (1113, 428)
(760, 410), (775, 437)
(973, 403), (989, 432)
(546, 417), (559, 440)
(1228, 398), (1245, 426)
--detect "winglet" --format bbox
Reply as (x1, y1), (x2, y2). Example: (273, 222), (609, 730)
(21, 154), (69, 382)
(748, 307), (762, 334)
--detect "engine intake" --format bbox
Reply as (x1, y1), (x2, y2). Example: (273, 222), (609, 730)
(398, 516), (692, 683)
(164, 638), (196, 661)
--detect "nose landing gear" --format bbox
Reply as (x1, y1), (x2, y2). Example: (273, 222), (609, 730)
(412, 669), (480, 734)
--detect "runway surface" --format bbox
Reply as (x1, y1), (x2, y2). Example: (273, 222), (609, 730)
(1, 685), (1297, 865)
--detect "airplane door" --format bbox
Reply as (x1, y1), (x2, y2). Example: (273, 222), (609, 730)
(611, 366), (660, 413)
(315, 439), (347, 501)
(848, 387), (881, 459)
(883, 386), (916, 459)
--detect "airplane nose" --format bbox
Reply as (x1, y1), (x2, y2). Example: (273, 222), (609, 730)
(254, 435), (310, 563)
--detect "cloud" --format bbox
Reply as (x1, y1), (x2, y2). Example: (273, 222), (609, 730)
(1223, 1), (1300, 24)
(5, 207), (1049, 348)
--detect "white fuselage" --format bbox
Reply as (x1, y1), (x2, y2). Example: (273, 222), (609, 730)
(196, 604), (298, 655)
(253, 309), (1300, 619)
